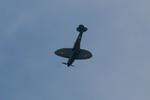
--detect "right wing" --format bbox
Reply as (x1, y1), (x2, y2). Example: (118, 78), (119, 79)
(55, 48), (73, 58)
(75, 49), (92, 59)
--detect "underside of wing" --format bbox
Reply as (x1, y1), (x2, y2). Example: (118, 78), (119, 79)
(75, 49), (92, 59)
(55, 48), (73, 58)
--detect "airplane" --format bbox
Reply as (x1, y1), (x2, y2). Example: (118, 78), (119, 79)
(55, 24), (92, 67)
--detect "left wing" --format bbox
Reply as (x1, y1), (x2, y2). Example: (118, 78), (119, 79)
(55, 48), (73, 58)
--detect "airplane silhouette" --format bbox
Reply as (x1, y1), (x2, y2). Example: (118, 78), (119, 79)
(55, 24), (92, 67)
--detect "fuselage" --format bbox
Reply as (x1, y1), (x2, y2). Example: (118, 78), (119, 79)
(67, 32), (83, 66)
(66, 25), (87, 66)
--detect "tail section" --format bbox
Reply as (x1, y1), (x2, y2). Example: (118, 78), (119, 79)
(76, 24), (88, 33)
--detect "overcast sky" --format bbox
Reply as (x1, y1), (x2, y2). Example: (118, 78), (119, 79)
(0, 0), (150, 100)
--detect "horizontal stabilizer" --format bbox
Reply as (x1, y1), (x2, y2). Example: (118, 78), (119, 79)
(76, 24), (88, 33)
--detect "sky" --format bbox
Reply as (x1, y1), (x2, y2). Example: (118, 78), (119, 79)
(0, 0), (150, 100)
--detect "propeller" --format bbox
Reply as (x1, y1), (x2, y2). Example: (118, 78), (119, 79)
(62, 62), (74, 67)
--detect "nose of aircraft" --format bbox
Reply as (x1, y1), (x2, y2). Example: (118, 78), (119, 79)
(76, 24), (88, 33)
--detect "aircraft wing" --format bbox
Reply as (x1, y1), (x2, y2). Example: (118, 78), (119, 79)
(75, 49), (92, 59)
(55, 48), (73, 58)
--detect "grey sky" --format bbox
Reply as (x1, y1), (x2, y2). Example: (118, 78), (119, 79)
(0, 0), (150, 100)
